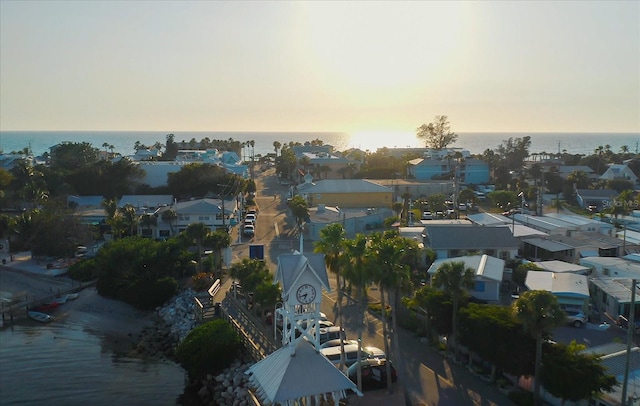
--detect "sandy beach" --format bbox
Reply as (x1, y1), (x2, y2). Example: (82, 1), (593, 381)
(0, 252), (154, 346)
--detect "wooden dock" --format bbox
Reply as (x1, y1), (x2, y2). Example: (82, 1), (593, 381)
(0, 280), (95, 326)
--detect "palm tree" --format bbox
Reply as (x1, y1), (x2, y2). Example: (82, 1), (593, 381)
(139, 213), (157, 237)
(102, 142), (109, 156)
(205, 229), (231, 278)
(341, 234), (372, 392)
(186, 222), (212, 273)
(273, 141), (281, 157)
(431, 260), (475, 358)
(512, 290), (565, 406)
(120, 204), (138, 237)
(161, 209), (177, 236)
(369, 234), (409, 391)
(314, 223), (347, 368)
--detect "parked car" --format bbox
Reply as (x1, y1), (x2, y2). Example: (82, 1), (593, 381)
(421, 211), (432, 220)
(316, 326), (346, 345)
(243, 224), (255, 237)
(319, 339), (359, 349)
(320, 344), (371, 367)
(346, 359), (397, 389)
(364, 346), (386, 360)
(245, 213), (257, 223)
(565, 310), (587, 328)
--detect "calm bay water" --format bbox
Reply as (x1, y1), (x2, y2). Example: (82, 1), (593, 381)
(0, 319), (185, 406)
(1, 131), (639, 158)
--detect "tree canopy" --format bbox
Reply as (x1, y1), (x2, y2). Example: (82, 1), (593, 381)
(416, 115), (458, 150)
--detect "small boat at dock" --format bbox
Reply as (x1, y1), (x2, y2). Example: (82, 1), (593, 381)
(28, 311), (53, 323)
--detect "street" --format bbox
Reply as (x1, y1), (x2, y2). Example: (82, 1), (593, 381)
(225, 167), (513, 406)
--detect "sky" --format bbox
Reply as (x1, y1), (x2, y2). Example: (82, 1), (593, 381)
(1, 1), (639, 134)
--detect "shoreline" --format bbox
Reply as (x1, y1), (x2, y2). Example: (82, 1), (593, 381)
(0, 254), (156, 351)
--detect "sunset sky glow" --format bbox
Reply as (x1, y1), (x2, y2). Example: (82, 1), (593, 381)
(1, 1), (638, 134)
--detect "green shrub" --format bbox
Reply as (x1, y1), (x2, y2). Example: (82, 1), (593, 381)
(128, 277), (179, 310)
(68, 258), (98, 281)
(175, 319), (241, 379)
(508, 389), (534, 406)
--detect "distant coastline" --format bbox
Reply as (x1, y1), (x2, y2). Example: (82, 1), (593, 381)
(1, 130), (638, 158)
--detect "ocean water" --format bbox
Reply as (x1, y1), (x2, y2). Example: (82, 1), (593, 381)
(0, 319), (185, 405)
(1, 130), (638, 158)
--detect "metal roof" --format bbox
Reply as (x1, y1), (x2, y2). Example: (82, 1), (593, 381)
(525, 271), (590, 297)
(522, 237), (574, 252)
(425, 224), (518, 250)
(297, 179), (391, 194)
(275, 253), (331, 298)
(427, 254), (505, 282)
(246, 340), (360, 405)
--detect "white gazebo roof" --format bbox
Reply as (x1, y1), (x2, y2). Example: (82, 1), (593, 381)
(246, 340), (360, 405)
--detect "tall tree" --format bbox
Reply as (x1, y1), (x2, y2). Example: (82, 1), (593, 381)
(273, 141), (281, 157)
(185, 222), (212, 273)
(541, 341), (616, 404)
(431, 260), (475, 357)
(288, 195), (309, 233)
(341, 234), (372, 392)
(512, 290), (566, 406)
(416, 115), (458, 150)
(369, 233), (409, 391)
(314, 223), (347, 369)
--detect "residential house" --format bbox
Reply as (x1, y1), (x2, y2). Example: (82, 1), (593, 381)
(427, 254), (505, 303)
(575, 189), (618, 211)
(305, 204), (393, 240)
(532, 260), (590, 275)
(511, 214), (576, 236)
(524, 270), (590, 313)
(296, 179), (393, 209)
(556, 165), (596, 180)
(589, 277), (640, 322)
(600, 163), (638, 184)
(580, 256), (640, 279)
(422, 224), (519, 260)
(118, 195), (174, 210)
(521, 237), (575, 263)
(408, 156), (489, 184)
(582, 343), (640, 406)
(375, 179), (455, 201)
(142, 197), (238, 239)
(544, 213), (615, 236)
(67, 195), (107, 225)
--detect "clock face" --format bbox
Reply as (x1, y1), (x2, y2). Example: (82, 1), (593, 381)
(296, 284), (317, 304)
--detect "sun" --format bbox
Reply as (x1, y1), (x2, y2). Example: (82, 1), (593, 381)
(348, 131), (420, 151)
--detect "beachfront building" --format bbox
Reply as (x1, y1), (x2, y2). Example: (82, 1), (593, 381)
(127, 149), (248, 188)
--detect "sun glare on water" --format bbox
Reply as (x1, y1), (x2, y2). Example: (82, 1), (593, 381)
(347, 131), (420, 152)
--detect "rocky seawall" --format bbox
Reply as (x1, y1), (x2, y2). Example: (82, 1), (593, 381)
(134, 289), (255, 406)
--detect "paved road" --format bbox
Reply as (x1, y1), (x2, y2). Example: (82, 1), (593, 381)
(226, 168), (514, 405)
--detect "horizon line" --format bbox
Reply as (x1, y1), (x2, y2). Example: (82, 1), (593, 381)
(1, 129), (639, 134)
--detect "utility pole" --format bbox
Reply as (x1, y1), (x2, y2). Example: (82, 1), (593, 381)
(622, 279), (636, 406)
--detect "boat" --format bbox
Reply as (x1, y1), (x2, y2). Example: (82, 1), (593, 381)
(32, 301), (60, 312)
(65, 293), (79, 300)
(28, 311), (53, 323)
(52, 296), (67, 305)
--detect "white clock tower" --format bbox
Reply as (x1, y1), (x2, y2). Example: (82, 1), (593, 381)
(274, 252), (331, 352)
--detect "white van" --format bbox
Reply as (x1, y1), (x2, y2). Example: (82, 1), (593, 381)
(320, 344), (371, 367)
(317, 326), (346, 345)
